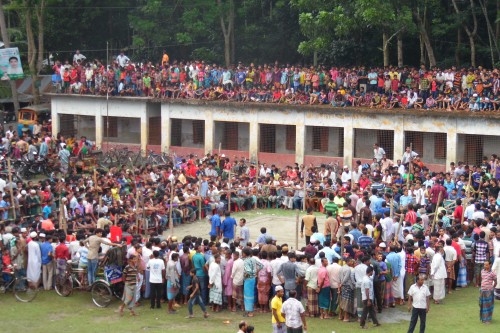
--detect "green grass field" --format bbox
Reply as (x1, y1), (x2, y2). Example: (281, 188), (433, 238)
(0, 284), (495, 333)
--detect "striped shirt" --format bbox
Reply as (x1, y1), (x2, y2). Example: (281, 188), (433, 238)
(123, 265), (138, 285)
(480, 269), (496, 291)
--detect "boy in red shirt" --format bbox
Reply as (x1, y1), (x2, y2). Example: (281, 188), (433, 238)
(55, 235), (70, 279)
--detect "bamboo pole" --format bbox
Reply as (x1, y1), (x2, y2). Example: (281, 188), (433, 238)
(142, 193), (146, 237)
(394, 210), (404, 246)
(407, 143), (412, 189)
(135, 187), (140, 232)
(302, 167), (307, 212)
(430, 192), (443, 233)
(295, 209), (299, 250)
(169, 180), (174, 236)
(390, 198), (394, 219)
(227, 170), (232, 213)
(59, 197), (67, 233)
(461, 171), (473, 225)
(7, 158), (16, 220)
(198, 175), (202, 221)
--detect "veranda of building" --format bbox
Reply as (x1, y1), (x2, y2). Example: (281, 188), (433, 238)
(49, 94), (500, 172)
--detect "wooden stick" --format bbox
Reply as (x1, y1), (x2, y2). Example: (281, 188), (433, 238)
(430, 192), (443, 233)
(407, 143), (412, 189)
(461, 171), (473, 225)
(142, 193), (146, 237)
(340, 221), (345, 264)
(198, 175), (202, 221)
(169, 180), (174, 236)
(135, 187), (140, 231)
(59, 197), (66, 233)
(302, 167), (307, 212)
(295, 209), (299, 250)
(394, 210), (404, 246)
(465, 171), (473, 199)
(227, 170), (232, 213)
(7, 158), (16, 220)
(390, 198), (394, 219)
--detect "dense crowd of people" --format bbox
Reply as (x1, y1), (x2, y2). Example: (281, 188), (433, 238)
(52, 50), (500, 112)
(1, 112), (500, 332)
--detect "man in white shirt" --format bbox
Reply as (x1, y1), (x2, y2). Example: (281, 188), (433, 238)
(231, 251), (244, 311)
(407, 273), (431, 333)
(401, 146), (419, 165)
(116, 51), (130, 68)
(73, 50), (86, 64)
(373, 143), (385, 162)
(147, 250), (165, 309)
(341, 166), (352, 185)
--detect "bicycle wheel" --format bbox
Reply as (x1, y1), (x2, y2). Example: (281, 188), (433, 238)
(14, 277), (38, 302)
(55, 275), (73, 297)
(91, 281), (113, 307)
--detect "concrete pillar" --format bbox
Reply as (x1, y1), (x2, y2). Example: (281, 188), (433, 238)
(249, 121), (259, 163)
(446, 131), (458, 168)
(51, 100), (59, 139)
(140, 113), (148, 153)
(393, 129), (405, 162)
(161, 105), (170, 153)
(95, 106), (103, 149)
(343, 118), (353, 167)
(204, 110), (214, 154)
(295, 123), (306, 165)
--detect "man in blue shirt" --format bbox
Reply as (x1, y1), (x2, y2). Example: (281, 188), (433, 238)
(220, 211), (237, 242)
(349, 223), (362, 244)
(39, 234), (54, 291)
(386, 245), (401, 284)
(357, 228), (374, 249)
(192, 244), (208, 303)
(0, 195), (10, 220)
(209, 211), (221, 239)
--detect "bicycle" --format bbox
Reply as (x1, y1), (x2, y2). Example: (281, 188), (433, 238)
(55, 260), (87, 297)
(0, 265), (38, 302)
(91, 265), (124, 307)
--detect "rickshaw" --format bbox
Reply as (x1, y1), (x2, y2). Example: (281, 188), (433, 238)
(17, 104), (51, 136)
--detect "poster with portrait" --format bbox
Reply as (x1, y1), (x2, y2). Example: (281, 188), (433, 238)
(0, 47), (24, 80)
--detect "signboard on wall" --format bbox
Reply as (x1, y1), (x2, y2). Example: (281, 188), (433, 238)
(0, 47), (24, 80)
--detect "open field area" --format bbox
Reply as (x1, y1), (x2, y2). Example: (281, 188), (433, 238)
(0, 210), (497, 333)
(0, 270), (496, 333)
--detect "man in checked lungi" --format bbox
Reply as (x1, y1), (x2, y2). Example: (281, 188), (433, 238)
(304, 257), (319, 317)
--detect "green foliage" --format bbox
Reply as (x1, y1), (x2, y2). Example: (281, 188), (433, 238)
(2, 0), (500, 69)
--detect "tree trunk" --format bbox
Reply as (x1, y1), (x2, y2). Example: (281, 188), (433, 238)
(0, 0), (20, 114)
(452, 0), (478, 67)
(412, 7), (436, 67)
(397, 31), (403, 67)
(230, 25), (235, 64)
(217, 0), (234, 68)
(455, 28), (461, 67)
(469, 35), (476, 67)
(33, 0), (45, 105)
(25, 1), (40, 105)
(497, 0), (500, 41)
(478, 0), (500, 63)
(419, 34), (425, 66)
(382, 32), (389, 67)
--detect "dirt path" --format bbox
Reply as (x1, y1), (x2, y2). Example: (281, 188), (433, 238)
(163, 210), (327, 250)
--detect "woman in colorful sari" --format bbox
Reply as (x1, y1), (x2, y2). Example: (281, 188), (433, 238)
(479, 261), (497, 324)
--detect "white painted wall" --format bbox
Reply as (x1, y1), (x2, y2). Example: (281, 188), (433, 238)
(51, 95), (500, 169)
